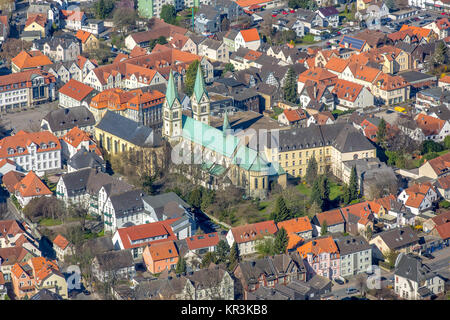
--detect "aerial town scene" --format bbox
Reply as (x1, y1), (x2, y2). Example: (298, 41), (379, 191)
(0, 0), (449, 302)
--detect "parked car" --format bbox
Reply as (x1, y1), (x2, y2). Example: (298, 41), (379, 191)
(346, 287), (359, 295)
(335, 278), (345, 285)
(422, 253), (435, 259)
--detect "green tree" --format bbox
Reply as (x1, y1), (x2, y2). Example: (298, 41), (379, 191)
(444, 136), (450, 149)
(282, 67), (298, 103)
(229, 242), (240, 266)
(321, 220), (328, 236)
(342, 184), (350, 205)
(432, 41), (448, 67)
(223, 63), (235, 73)
(311, 175), (330, 211)
(305, 157), (318, 186)
(201, 251), (217, 268)
(184, 60), (200, 96)
(421, 140), (444, 154)
(376, 118), (387, 147)
(364, 225), (373, 240)
(274, 227), (289, 254)
(188, 188), (202, 209)
(255, 236), (276, 257)
(216, 240), (230, 264)
(160, 4), (177, 25)
(271, 196), (291, 223)
(384, 249), (399, 268)
(175, 257), (187, 274)
(348, 165), (359, 202)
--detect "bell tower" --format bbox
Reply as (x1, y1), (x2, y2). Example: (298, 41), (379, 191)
(163, 71), (182, 141)
(191, 63), (210, 125)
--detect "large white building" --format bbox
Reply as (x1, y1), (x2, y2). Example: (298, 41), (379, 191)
(0, 130), (61, 175)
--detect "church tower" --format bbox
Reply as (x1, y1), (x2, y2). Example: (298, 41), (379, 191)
(191, 63), (210, 125)
(163, 71), (182, 141)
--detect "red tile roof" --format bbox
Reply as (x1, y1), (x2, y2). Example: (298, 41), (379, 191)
(115, 218), (179, 249)
(277, 217), (313, 234)
(146, 240), (178, 261)
(231, 220), (278, 244)
(0, 130), (61, 159)
(297, 236), (339, 259)
(11, 50), (52, 70)
(59, 79), (94, 101)
(416, 114), (447, 136)
(2, 170), (26, 193)
(75, 30), (94, 43)
(14, 171), (52, 198)
(435, 222), (450, 240)
(282, 109), (307, 122)
(53, 234), (70, 250)
(239, 28), (260, 42)
(62, 126), (93, 149)
(332, 79), (364, 102)
(185, 232), (220, 250)
(424, 151), (450, 176)
(316, 209), (345, 226)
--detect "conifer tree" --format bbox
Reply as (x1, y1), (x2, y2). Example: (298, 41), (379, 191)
(348, 166), (359, 203)
(305, 157), (318, 186)
(274, 227), (289, 254)
(321, 220), (328, 236)
(184, 60), (200, 96)
(282, 67), (298, 103)
(272, 196), (291, 223)
(175, 257), (187, 274)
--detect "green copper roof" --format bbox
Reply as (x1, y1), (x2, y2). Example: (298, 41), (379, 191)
(193, 63), (208, 102)
(223, 112), (231, 131)
(165, 71), (179, 108)
(182, 115), (239, 158)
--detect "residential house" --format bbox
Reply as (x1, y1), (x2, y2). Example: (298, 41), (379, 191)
(307, 112), (335, 127)
(75, 30), (99, 52)
(435, 175), (450, 201)
(394, 254), (445, 300)
(13, 171), (52, 207)
(234, 253), (307, 299)
(0, 247), (36, 283)
(67, 148), (105, 173)
(278, 109), (308, 127)
(81, 19), (104, 36)
(311, 209), (345, 236)
(423, 17), (450, 40)
(235, 28), (261, 51)
(11, 257), (67, 299)
(418, 152), (450, 180)
(316, 7), (340, 28)
(277, 217), (313, 251)
(23, 14), (48, 38)
(226, 220), (278, 256)
(92, 250), (135, 282)
(369, 227), (420, 255)
(41, 106), (96, 137)
(332, 79), (374, 110)
(423, 210), (450, 234)
(297, 237), (340, 280)
(33, 34), (80, 63)
(0, 130), (61, 175)
(142, 240), (179, 274)
(11, 50), (53, 73)
(398, 182), (438, 215)
(198, 39), (229, 63)
(415, 114), (450, 142)
(112, 218), (180, 259)
(0, 15), (9, 42)
(58, 79), (95, 109)
(62, 10), (86, 31)
(339, 35), (371, 53)
(340, 201), (375, 235)
(52, 234), (73, 262)
(297, 67), (337, 94)
(185, 232), (220, 260)
(334, 235), (372, 277)
(60, 126), (100, 160)
(372, 72), (411, 106)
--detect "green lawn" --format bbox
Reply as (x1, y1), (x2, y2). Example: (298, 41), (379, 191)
(298, 34), (317, 44)
(39, 218), (62, 226)
(329, 182), (343, 201)
(412, 150), (450, 168)
(271, 106), (284, 120)
(296, 183), (312, 196)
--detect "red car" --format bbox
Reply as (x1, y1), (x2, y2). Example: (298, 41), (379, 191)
(290, 9), (295, 13)
(337, 31), (341, 35)
(272, 14), (277, 17)
(442, 12), (446, 15)
(282, 11), (288, 15)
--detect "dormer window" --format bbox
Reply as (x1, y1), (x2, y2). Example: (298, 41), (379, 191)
(49, 142), (56, 148)
(8, 148), (15, 155)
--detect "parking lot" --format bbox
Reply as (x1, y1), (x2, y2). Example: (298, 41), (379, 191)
(0, 101), (58, 135)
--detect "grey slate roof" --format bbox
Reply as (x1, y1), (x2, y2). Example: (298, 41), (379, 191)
(34, 34), (80, 51)
(334, 235), (371, 256)
(398, 71), (437, 84)
(200, 38), (222, 50)
(42, 106), (95, 133)
(110, 189), (146, 219)
(142, 192), (190, 220)
(61, 168), (133, 198)
(95, 111), (161, 148)
(95, 250), (134, 272)
(30, 289), (63, 300)
(375, 227), (419, 250)
(67, 147), (105, 171)
(394, 253), (441, 283)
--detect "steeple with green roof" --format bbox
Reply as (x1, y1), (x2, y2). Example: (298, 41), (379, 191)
(223, 111), (231, 133)
(165, 70), (179, 108)
(193, 63), (208, 102)
(191, 62), (210, 125)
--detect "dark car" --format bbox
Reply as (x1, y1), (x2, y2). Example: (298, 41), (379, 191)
(83, 290), (91, 295)
(422, 253), (435, 259)
(335, 278), (345, 285)
(346, 287), (359, 295)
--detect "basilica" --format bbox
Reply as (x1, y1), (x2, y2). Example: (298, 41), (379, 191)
(162, 65), (287, 199)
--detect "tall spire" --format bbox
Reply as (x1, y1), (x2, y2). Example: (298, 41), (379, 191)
(223, 111), (231, 132)
(193, 62), (208, 102)
(165, 71), (179, 108)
